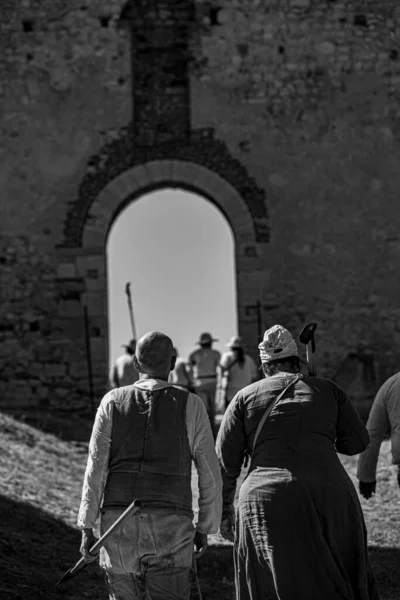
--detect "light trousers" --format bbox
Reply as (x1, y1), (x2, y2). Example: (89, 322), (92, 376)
(99, 508), (195, 600)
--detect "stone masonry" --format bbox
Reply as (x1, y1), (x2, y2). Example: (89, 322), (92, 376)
(1, 0), (400, 415)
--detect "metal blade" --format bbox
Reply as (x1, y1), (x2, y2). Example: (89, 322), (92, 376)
(299, 322), (317, 345)
(56, 556), (88, 587)
(55, 500), (142, 588)
(56, 568), (74, 587)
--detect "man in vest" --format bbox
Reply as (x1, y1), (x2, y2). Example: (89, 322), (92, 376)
(187, 332), (221, 433)
(110, 339), (139, 388)
(78, 331), (222, 600)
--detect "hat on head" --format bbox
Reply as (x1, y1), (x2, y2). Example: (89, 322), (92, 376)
(258, 325), (298, 363)
(196, 332), (218, 345)
(226, 335), (244, 349)
(122, 339), (136, 351)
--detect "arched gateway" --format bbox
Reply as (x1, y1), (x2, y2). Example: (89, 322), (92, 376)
(55, 158), (270, 405)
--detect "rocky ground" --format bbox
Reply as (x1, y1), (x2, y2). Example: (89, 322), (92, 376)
(0, 410), (399, 599)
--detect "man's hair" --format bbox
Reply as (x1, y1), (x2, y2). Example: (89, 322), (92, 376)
(135, 331), (174, 373)
(261, 356), (300, 377)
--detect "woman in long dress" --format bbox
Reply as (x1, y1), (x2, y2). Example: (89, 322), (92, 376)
(216, 324), (379, 600)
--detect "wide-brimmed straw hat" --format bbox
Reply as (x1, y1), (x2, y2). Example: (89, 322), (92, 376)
(226, 336), (244, 349)
(258, 325), (298, 363)
(196, 332), (218, 345)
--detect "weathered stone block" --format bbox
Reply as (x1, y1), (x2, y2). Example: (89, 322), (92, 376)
(144, 160), (174, 183)
(127, 165), (151, 189)
(57, 300), (83, 319)
(316, 41), (336, 56)
(0, 382), (38, 408)
(36, 386), (49, 399)
(57, 262), (77, 279)
(82, 226), (107, 249)
(55, 387), (70, 398)
(44, 364), (67, 378)
(290, 0), (311, 7)
(82, 292), (107, 316)
(69, 361), (91, 379)
(76, 255), (105, 279)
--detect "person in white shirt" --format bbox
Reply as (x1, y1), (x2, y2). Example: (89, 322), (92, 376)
(187, 332), (221, 433)
(357, 371), (400, 499)
(78, 331), (222, 600)
(218, 336), (258, 410)
(168, 347), (193, 391)
(110, 339), (139, 388)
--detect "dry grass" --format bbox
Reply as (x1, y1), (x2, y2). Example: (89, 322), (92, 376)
(339, 446), (400, 599)
(0, 411), (399, 599)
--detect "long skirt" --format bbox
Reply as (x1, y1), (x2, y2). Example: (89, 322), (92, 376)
(234, 468), (380, 600)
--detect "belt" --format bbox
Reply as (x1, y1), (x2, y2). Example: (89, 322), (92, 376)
(196, 375), (217, 379)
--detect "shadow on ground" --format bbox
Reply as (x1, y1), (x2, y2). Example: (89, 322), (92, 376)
(195, 546), (235, 599)
(196, 545), (400, 600)
(0, 493), (235, 600)
(369, 546), (400, 599)
(1, 490), (398, 600)
(0, 494), (107, 600)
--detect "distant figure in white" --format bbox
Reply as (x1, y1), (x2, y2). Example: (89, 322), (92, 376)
(110, 339), (139, 388)
(187, 332), (221, 431)
(168, 348), (192, 391)
(218, 336), (258, 411)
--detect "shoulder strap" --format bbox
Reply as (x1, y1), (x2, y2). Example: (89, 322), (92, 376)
(251, 374), (301, 456)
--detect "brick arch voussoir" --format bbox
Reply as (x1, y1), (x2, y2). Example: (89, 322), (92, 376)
(82, 160), (256, 250)
(60, 126), (269, 249)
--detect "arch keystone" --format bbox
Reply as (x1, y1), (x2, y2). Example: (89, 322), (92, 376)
(145, 160), (174, 182)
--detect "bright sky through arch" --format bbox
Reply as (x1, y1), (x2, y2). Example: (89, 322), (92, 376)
(107, 189), (238, 370)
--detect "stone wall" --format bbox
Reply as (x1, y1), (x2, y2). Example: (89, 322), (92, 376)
(193, 0), (400, 410)
(1, 0), (400, 413)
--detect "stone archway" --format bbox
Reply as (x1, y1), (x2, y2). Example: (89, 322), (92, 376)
(62, 159), (269, 392)
(83, 160), (256, 248)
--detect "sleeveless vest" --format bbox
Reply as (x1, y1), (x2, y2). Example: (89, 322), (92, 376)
(103, 384), (192, 513)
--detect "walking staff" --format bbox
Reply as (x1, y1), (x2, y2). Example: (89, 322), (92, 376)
(124, 282), (137, 340)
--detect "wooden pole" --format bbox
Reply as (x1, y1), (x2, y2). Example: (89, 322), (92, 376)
(125, 282), (137, 339)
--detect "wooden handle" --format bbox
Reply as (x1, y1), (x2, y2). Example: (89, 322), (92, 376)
(91, 499), (142, 552)
(306, 346), (316, 376)
(71, 499), (142, 576)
